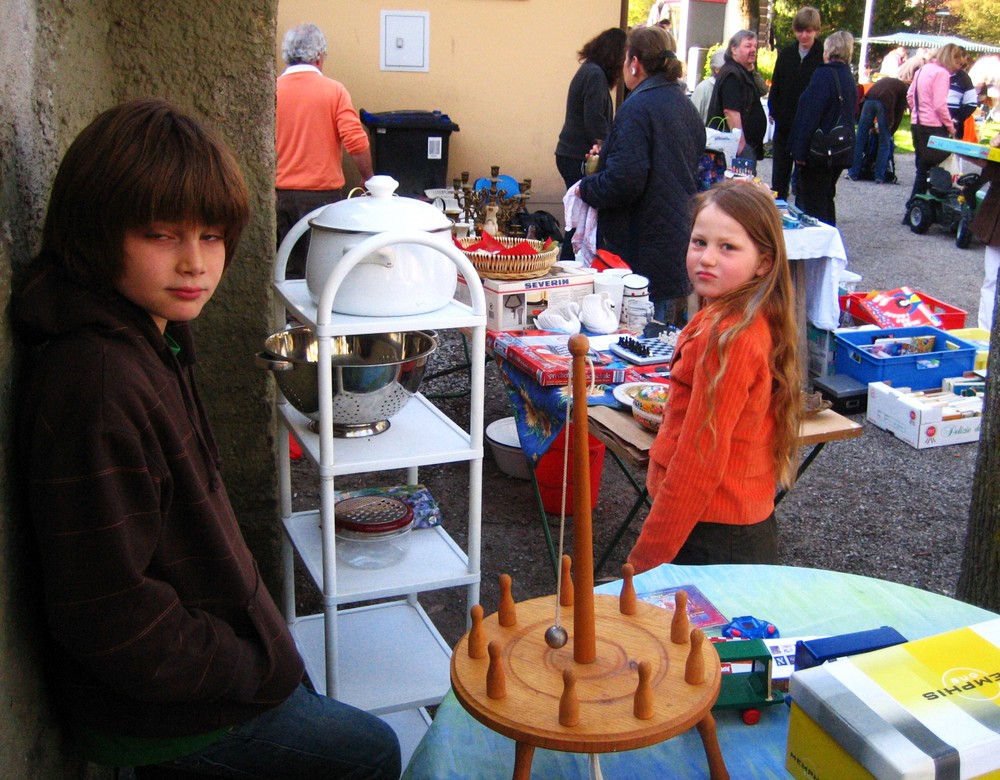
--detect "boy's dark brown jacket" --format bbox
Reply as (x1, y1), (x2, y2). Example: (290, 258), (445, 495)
(15, 261), (304, 738)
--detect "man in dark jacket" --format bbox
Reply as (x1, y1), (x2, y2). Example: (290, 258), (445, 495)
(708, 30), (767, 160)
(847, 76), (909, 183)
(768, 6), (824, 199)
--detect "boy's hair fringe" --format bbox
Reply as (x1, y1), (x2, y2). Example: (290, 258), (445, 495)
(687, 181), (802, 487)
(39, 98), (250, 291)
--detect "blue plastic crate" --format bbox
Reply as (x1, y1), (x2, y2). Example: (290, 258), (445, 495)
(834, 326), (977, 390)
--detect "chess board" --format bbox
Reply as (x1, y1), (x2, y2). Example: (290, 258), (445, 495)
(609, 335), (677, 366)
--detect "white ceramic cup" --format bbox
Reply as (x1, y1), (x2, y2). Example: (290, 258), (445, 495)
(593, 273), (626, 318)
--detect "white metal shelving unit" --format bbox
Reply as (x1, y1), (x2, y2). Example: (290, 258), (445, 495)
(271, 229), (487, 749)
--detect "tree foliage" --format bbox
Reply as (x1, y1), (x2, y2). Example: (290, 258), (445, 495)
(952, 0), (1000, 45)
(771, 0), (917, 48)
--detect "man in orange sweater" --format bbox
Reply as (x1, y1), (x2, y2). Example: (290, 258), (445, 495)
(276, 23), (374, 276)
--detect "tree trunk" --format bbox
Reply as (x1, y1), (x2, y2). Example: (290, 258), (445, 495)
(956, 298), (1000, 610)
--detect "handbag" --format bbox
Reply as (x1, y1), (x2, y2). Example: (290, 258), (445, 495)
(807, 75), (855, 168)
(705, 117), (742, 166)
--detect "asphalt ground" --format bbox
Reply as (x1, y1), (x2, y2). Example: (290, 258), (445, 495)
(292, 151), (990, 648)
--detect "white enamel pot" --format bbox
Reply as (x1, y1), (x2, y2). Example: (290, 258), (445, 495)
(285, 175), (457, 316)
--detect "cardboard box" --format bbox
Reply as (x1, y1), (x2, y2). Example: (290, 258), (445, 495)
(455, 266), (594, 331)
(927, 134), (1000, 162)
(787, 618), (1000, 780)
(866, 381), (982, 449)
(807, 324), (838, 378)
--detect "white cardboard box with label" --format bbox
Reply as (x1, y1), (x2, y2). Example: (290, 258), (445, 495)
(455, 266), (594, 331)
(866, 381), (982, 449)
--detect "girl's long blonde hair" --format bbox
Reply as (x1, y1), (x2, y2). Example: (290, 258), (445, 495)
(687, 181), (801, 488)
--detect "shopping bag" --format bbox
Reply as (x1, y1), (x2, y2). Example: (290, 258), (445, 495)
(705, 117), (742, 165)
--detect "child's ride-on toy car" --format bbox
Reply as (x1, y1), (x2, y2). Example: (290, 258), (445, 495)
(906, 166), (981, 248)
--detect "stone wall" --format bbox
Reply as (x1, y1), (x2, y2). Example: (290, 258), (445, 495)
(0, 2), (280, 776)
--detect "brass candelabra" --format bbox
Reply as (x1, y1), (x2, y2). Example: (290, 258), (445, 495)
(451, 166), (532, 237)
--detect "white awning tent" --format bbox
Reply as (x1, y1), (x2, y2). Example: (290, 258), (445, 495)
(866, 31), (1000, 55)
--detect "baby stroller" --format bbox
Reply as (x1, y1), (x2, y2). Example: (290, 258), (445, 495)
(906, 166), (981, 248)
(856, 130), (897, 183)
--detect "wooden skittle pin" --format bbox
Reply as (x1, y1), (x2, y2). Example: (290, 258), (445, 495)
(634, 660), (654, 719)
(560, 554), (574, 607)
(468, 604), (487, 659)
(671, 589), (691, 644)
(619, 563), (637, 615)
(559, 669), (579, 727)
(685, 628), (706, 685)
(498, 573), (517, 627)
(486, 640), (506, 699)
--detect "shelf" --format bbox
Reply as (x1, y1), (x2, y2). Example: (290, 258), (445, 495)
(284, 510), (476, 603)
(280, 393), (480, 474)
(290, 601), (453, 712)
(275, 279), (484, 334)
(380, 707), (432, 772)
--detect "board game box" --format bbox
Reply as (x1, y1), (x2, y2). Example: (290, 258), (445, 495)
(634, 583), (729, 630)
(927, 135), (1000, 163)
(486, 330), (654, 386)
(787, 617), (1000, 780)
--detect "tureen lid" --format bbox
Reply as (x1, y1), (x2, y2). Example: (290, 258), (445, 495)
(309, 175), (452, 233)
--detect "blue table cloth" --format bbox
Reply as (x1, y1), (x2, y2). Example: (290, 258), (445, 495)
(402, 564), (996, 779)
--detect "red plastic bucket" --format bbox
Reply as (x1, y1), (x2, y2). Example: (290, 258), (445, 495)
(535, 427), (606, 516)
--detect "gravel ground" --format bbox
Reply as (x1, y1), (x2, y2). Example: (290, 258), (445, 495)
(291, 151), (988, 649)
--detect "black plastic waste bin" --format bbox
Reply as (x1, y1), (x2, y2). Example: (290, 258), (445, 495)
(360, 110), (460, 198)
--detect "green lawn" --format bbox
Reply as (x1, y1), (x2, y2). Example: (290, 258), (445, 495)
(893, 116), (1000, 154)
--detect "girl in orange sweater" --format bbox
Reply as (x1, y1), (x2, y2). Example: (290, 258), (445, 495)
(628, 181), (801, 572)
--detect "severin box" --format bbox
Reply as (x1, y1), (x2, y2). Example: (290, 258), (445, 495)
(455, 266), (594, 331)
(787, 618), (1000, 780)
(866, 381), (981, 449)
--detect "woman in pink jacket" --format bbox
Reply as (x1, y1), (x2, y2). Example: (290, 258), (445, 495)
(905, 44), (965, 214)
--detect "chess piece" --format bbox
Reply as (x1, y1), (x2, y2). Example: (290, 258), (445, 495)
(685, 628), (706, 685)
(671, 589), (691, 644)
(560, 554), (574, 607)
(468, 604), (487, 659)
(487, 640), (506, 699)
(634, 660), (654, 720)
(559, 669), (579, 727)
(498, 573), (517, 627)
(619, 563), (637, 615)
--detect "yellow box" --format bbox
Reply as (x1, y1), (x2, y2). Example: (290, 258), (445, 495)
(947, 327), (990, 371)
(787, 618), (1000, 780)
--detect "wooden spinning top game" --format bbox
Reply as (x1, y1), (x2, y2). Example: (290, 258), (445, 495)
(451, 335), (730, 779)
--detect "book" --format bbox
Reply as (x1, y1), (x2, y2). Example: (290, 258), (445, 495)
(856, 287), (943, 329)
(486, 330), (654, 387)
(927, 134), (1000, 163)
(635, 583), (729, 630)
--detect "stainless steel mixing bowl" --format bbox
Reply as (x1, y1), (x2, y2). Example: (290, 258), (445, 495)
(257, 327), (437, 437)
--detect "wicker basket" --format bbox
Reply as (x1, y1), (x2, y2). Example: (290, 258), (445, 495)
(458, 236), (559, 280)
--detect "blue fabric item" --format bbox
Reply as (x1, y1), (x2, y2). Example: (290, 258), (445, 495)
(848, 99), (893, 182)
(158, 685), (401, 779)
(497, 357), (620, 466)
(788, 61), (857, 164)
(578, 74), (705, 302)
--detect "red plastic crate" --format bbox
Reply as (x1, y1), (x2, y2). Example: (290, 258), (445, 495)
(839, 291), (967, 330)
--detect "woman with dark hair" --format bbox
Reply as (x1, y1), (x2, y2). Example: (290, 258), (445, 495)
(554, 27), (627, 189)
(576, 25), (705, 326)
(789, 31), (858, 226)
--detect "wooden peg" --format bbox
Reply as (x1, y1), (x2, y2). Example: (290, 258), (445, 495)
(487, 641), (506, 699)
(560, 554), (574, 607)
(559, 668), (579, 727)
(685, 628), (706, 685)
(634, 660), (654, 719)
(671, 589), (691, 644)
(619, 563), (637, 615)
(498, 573), (517, 627)
(468, 604), (487, 659)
